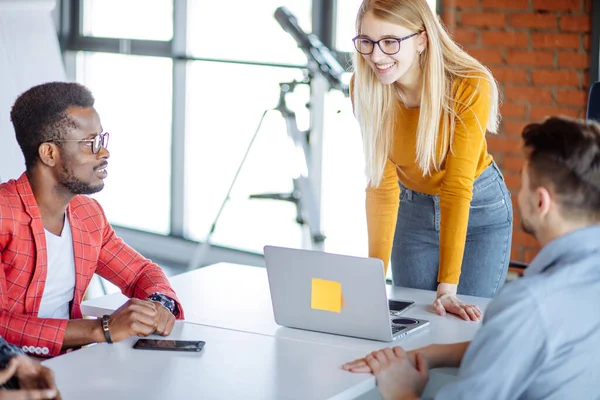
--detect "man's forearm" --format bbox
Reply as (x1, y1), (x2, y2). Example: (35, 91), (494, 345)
(416, 342), (471, 369)
(62, 319), (105, 349)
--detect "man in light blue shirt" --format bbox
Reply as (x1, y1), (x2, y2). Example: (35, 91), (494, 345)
(343, 116), (600, 400)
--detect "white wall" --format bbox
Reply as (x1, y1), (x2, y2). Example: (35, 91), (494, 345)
(0, 0), (66, 182)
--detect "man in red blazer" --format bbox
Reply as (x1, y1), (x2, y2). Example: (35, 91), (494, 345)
(0, 82), (184, 357)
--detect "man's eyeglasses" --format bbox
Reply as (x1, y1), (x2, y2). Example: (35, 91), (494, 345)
(352, 32), (420, 55)
(52, 132), (110, 154)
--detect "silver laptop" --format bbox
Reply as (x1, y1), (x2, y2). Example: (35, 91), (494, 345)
(264, 245), (429, 342)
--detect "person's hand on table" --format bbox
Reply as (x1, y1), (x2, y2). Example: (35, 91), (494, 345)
(0, 356), (60, 399)
(343, 347), (428, 400)
(342, 348), (419, 374)
(434, 283), (482, 321)
(107, 298), (158, 342)
(151, 303), (176, 336)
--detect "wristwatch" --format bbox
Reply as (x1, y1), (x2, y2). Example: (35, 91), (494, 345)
(148, 293), (179, 317)
(101, 315), (113, 344)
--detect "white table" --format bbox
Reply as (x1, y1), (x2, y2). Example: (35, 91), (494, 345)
(83, 263), (490, 354)
(42, 321), (374, 400)
(73, 263), (493, 399)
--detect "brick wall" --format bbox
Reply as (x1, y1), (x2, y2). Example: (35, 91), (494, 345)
(441, 0), (592, 263)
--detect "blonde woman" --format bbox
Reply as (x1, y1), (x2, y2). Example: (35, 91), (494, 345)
(351, 0), (513, 321)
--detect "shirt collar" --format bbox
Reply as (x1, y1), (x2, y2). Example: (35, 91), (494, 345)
(525, 224), (600, 276)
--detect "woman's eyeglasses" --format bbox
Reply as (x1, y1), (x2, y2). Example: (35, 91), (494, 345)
(52, 132), (110, 154)
(352, 32), (420, 55)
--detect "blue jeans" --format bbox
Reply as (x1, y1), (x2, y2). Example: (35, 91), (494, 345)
(391, 162), (513, 298)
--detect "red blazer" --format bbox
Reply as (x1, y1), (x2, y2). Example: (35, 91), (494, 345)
(0, 173), (184, 356)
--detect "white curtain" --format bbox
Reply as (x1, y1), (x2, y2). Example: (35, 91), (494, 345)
(0, 0), (66, 182)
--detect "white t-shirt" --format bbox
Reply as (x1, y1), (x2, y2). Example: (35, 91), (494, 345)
(38, 217), (76, 319)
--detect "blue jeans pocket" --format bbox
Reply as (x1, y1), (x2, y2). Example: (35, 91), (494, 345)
(469, 163), (512, 227)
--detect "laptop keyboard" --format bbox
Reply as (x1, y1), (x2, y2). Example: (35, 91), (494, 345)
(390, 310), (407, 335)
(391, 325), (407, 335)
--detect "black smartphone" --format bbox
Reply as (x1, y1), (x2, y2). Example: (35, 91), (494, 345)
(388, 299), (415, 316)
(132, 339), (205, 352)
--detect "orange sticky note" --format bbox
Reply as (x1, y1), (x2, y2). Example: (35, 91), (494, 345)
(311, 278), (342, 313)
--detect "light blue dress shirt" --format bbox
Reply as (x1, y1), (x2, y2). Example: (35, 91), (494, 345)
(434, 225), (600, 400)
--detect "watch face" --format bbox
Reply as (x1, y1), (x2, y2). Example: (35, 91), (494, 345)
(150, 294), (175, 314)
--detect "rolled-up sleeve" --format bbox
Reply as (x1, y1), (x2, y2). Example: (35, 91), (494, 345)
(435, 280), (549, 400)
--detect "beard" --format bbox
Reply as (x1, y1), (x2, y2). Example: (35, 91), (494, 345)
(59, 160), (104, 195)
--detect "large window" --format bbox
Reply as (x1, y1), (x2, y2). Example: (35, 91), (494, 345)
(77, 53), (173, 235)
(185, 62), (308, 253)
(187, 1), (311, 65)
(65, 0), (407, 267)
(320, 90), (367, 257)
(82, 0), (173, 41)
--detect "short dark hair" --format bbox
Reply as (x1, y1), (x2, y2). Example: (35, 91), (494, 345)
(522, 116), (600, 220)
(10, 82), (95, 170)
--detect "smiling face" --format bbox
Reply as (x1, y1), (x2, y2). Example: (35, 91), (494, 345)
(55, 106), (110, 195)
(357, 11), (425, 86)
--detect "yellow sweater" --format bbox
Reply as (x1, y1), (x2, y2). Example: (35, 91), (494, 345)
(359, 75), (493, 284)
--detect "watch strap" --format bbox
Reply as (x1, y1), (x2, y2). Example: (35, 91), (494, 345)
(101, 315), (113, 344)
(148, 293), (178, 316)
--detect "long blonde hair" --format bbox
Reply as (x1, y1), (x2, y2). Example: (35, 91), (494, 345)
(353, 0), (500, 186)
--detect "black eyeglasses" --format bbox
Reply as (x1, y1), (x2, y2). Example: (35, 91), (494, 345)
(52, 132), (110, 154)
(352, 32), (420, 55)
